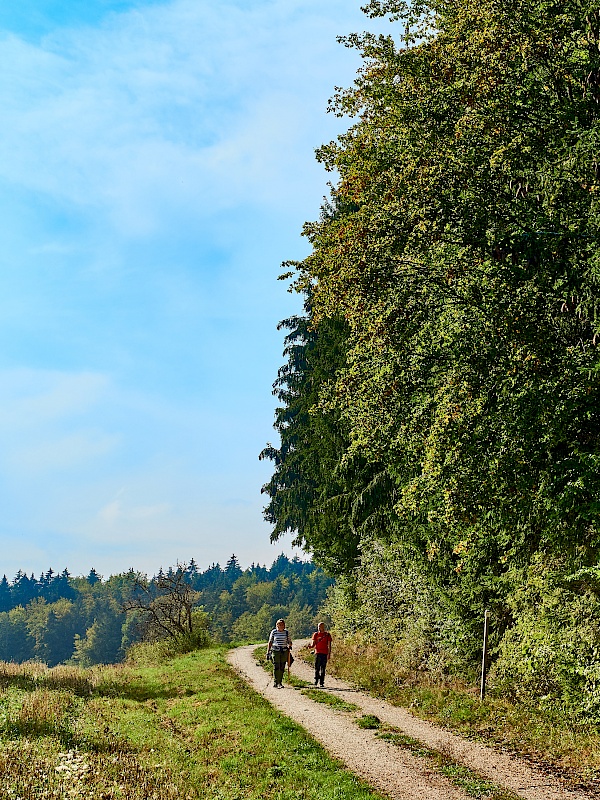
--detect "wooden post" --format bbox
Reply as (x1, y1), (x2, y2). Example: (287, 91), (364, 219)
(480, 609), (489, 701)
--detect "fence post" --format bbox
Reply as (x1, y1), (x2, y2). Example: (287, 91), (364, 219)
(480, 609), (489, 701)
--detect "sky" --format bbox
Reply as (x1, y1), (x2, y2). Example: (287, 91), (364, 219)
(0, 0), (391, 579)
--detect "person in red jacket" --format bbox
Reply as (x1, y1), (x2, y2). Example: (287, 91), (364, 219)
(310, 622), (332, 687)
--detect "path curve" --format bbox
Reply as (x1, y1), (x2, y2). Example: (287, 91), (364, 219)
(227, 643), (592, 800)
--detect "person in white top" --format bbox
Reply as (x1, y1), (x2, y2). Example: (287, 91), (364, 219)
(266, 618), (292, 688)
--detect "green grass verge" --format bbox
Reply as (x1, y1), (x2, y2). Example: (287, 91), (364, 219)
(0, 648), (388, 800)
(327, 638), (600, 789)
(377, 729), (518, 800)
(300, 690), (359, 712)
(356, 715), (381, 729)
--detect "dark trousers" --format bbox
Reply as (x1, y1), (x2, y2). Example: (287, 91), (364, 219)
(272, 650), (288, 684)
(315, 653), (327, 685)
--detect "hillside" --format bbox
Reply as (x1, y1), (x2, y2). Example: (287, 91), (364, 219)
(0, 645), (381, 800)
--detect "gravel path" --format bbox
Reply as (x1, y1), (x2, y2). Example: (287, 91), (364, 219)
(227, 643), (592, 800)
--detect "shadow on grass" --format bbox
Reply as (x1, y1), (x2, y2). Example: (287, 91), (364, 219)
(95, 677), (185, 702)
(1, 717), (133, 754)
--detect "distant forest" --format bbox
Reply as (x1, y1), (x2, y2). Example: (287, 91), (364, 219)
(0, 554), (332, 666)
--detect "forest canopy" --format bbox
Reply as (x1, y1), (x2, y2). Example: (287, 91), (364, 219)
(0, 555), (331, 667)
(262, 0), (600, 714)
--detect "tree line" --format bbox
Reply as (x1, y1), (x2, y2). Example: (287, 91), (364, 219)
(0, 555), (332, 667)
(261, 0), (600, 717)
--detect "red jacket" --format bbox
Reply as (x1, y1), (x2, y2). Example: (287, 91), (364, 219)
(312, 631), (332, 655)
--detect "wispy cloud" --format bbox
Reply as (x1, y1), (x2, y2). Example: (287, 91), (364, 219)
(0, 0), (372, 237)
(0, 0), (386, 575)
(0, 369), (117, 473)
(99, 491), (170, 525)
(0, 368), (110, 426)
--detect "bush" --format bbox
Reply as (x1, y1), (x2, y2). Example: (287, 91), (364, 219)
(126, 609), (211, 664)
(323, 540), (470, 681)
(490, 557), (600, 719)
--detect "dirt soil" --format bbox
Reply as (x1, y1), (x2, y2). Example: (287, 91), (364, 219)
(227, 642), (592, 800)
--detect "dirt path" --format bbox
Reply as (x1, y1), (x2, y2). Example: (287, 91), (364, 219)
(227, 643), (592, 800)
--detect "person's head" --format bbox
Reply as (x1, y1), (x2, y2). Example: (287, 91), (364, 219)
(317, 622), (326, 633)
(276, 618), (285, 630)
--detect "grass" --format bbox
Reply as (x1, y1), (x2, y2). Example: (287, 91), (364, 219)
(0, 648), (388, 800)
(356, 715), (380, 729)
(376, 729), (517, 800)
(327, 638), (600, 791)
(300, 690), (359, 712)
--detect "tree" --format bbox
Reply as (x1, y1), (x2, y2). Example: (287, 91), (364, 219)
(73, 605), (126, 667)
(87, 568), (101, 585)
(0, 606), (34, 662)
(12, 571), (37, 607)
(0, 576), (11, 613)
(122, 566), (201, 642)
(225, 554), (243, 582)
(261, 298), (396, 574)
(263, 0), (600, 667)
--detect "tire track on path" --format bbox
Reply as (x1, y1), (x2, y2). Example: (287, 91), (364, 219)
(227, 642), (592, 800)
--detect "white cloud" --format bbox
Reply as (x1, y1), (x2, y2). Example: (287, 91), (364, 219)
(99, 491), (171, 525)
(0, 1), (391, 575)
(0, 0), (371, 237)
(11, 430), (119, 472)
(0, 368), (117, 474)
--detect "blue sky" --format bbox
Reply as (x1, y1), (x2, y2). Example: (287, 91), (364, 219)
(0, 0), (387, 579)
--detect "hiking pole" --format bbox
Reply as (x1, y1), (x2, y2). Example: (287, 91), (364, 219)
(287, 649), (291, 682)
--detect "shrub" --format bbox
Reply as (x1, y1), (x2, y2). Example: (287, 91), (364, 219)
(490, 557), (600, 719)
(323, 540), (471, 681)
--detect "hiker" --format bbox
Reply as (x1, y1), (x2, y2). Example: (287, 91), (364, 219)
(310, 621), (332, 687)
(267, 618), (292, 688)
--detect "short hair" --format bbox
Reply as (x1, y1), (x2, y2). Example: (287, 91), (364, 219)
(276, 618), (285, 625)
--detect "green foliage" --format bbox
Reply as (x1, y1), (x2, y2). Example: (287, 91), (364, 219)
(206, 558), (332, 642)
(0, 556), (331, 666)
(232, 604), (289, 642)
(491, 556), (600, 719)
(260, 304), (368, 575)
(72, 607), (126, 667)
(263, 0), (600, 706)
(323, 539), (495, 680)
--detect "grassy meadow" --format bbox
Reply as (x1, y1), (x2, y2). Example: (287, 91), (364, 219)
(0, 646), (386, 800)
